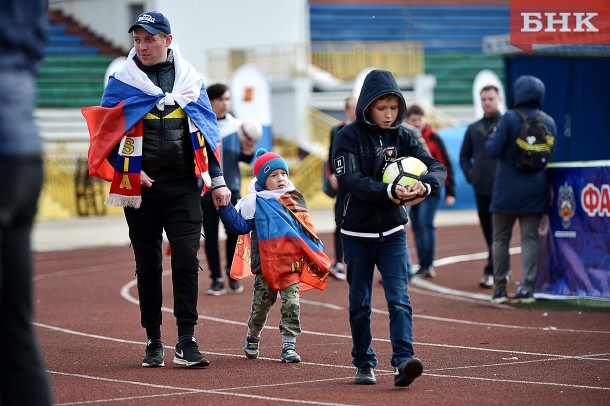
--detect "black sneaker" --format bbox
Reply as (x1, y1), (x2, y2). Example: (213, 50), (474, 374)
(205, 278), (226, 296)
(228, 277), (243, 293)
(329, 262), (347, 281)
(511, 289), (535, 304)
(479, 274), (494, 289)
(394, 358), (424, 387)
(142, 339), (165, 367)
(414, 265), (436, 278)
(355, 366), (376, 385)
(173, 337), (210, 368)
(244, 336), (260, 359)
(491, 288), (508, 304)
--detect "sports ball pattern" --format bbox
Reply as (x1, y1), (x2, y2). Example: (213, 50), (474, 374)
(382, 157), (428, 206)
(238, 120), (263, 143)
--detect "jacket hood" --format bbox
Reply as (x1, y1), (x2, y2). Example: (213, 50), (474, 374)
(513, 75), (545, 109)
(356, 69), (407, 128)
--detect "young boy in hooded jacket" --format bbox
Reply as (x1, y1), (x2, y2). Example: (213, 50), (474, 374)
(332, 69), (447, 386)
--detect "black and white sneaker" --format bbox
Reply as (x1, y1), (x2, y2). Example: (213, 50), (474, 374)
(511, 289), (535, 304)
(479, 274), (494, 288)
(394, 358), (423, 387)
(173, 337), (210, 368)
(226, 268), (244, 293)
(329, 262), (347, 281)
(142, 339), (165, 367)
(491, 288), (508, 304)
(205, 278), (226, 296)
(414, 265), (436, 278)
(355, 366), (376, 385)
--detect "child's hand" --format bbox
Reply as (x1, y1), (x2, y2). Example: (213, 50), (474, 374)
(393, 181), (427, 206)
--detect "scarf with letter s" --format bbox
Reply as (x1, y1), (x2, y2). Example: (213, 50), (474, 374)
(82, 44), (220, 208)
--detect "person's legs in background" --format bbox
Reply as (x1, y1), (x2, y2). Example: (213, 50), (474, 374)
(411, 196), (440, 278)
(511, 215), (542, 303)
(201, 197), (226, 295)
(475, 193), (494, 288)
(491, 213), (516, 303)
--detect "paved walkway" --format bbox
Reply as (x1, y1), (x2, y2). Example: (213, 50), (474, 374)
(32, 208), (478, 252)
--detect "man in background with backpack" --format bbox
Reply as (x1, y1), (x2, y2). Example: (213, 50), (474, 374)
(460, 85), (503, 289)
(485, 75), (557, 304)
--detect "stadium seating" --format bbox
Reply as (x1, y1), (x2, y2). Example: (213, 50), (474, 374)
(310, 4), (509, 104)
(37, 11), (125, 108)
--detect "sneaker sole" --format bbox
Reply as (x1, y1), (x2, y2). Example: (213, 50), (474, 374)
(281, 356), (301, 363)
(230, 286), (244, 293)
(172, 357), (210, 368)
(511, 297), (536, 304)
(355, 377), (376, 385)
(491, 297), (508, 304)
(394, 358), (423, 387)
(142, 361), (165, 367)
(244, 351), (258, 359)
(205, 290), (227, 296)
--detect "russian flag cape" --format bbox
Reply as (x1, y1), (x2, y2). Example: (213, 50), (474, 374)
(230, 179), (331, 292)
(82, 44), (220, 208)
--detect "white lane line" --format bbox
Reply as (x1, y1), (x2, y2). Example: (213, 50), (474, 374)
(37, 323), (610, 395)
(49, 371), (356, 406)
(422, 372), (610, 391)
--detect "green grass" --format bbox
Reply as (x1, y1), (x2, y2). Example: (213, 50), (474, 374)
(513, 298), (610, 312)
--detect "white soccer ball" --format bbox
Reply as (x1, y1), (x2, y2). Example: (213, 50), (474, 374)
(382, 157), (428, 205)
(238, 120), (263, 143)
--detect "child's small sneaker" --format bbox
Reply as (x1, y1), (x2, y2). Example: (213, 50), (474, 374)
(280, 346), (301, 363)
(394, 358), (423, 387)
(511, 289), (535, 304)
(244, 336), (260, 359)
(329, 262), (347, 281)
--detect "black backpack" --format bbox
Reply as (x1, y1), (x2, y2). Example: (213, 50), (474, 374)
(513, 109), (554, 170)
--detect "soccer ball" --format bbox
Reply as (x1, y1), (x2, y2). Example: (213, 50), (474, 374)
(238, 120), (263, 143)
(382, 157), (428, 205)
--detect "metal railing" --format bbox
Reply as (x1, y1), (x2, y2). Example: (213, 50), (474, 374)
(206, 41), (424, 83)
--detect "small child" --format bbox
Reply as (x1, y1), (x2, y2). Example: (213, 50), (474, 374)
(217, 148), (330, 363)
(332, 69), (447, 386)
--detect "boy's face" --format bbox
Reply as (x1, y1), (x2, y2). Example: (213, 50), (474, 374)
(265, 169), (288, 190)
(368, 96), (399, 129)
(406, 113), (425, 130)
(210, 90), (231, 119)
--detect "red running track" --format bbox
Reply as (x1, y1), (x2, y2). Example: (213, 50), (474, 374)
(33, 224), (610, 405)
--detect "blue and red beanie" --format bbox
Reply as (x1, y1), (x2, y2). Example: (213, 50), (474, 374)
(252, 148), (289, 187)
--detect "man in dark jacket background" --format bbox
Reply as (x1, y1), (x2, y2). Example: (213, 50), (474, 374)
(486, 75), (557, 304)
(0, 1), (53, 404)
(460, 85), (503, 289)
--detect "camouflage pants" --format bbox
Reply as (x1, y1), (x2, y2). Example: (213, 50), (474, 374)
(247, 274), (301, 338)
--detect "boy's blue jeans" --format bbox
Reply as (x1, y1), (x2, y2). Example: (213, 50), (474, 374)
(343, 233), (415, 368)
(409, 195), (440, 267)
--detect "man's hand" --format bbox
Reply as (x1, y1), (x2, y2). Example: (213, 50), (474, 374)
(141, 171), (154, 188)
(212, 186), (231, 210)
(329, 173), (338, 189)
(241, 138), (256, 155)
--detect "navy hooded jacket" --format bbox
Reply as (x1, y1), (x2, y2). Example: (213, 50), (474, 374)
(331, 69), (446, 241)
(486, 75), (557, 214)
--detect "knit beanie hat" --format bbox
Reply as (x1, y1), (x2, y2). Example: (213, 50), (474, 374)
(252, 148), (289, 187)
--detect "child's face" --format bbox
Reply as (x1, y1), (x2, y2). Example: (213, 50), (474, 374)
(368, 96), (399, 129)
(265, 169), (289, 190)
(406, 113), (425, 130)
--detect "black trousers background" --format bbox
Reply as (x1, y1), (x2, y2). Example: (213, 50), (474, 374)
(124, 178), (202, 338)
(0, 157), (53, 405)
(475, 193), (494, 276)
(201, 196), (239, 281)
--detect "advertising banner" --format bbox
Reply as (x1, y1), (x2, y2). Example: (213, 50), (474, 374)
(536, 161), (610, 299)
